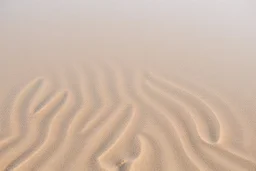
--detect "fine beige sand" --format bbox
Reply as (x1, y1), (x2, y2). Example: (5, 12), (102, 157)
(1, 1), (256, 171)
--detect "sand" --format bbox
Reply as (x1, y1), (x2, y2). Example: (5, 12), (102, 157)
(1, 0), (256, 171)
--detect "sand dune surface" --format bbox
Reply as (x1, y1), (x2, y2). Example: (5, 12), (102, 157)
(1, 0), (256, 170)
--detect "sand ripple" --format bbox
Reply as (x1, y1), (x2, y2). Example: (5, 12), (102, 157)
(0, 61), (255, 171)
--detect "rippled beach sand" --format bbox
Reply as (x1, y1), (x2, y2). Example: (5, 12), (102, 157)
(1, 0), (256, 170)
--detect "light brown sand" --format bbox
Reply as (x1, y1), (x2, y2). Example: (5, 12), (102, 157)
(1, 0), (256, 171)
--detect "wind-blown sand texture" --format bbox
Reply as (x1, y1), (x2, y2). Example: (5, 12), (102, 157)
(1, 0), (256, 170)
(0, 60), (256, 171)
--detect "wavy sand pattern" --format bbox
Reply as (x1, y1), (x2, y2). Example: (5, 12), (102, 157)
(0, 61), (256, 171)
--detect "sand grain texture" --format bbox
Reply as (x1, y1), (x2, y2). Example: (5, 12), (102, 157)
(0, 61), (255, 171)
(1, 0), (256, 170)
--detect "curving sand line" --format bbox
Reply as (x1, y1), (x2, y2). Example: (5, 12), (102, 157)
(79, 63), (117, 134)
(129, 133), (162, 171)
(31, 66), (87, 171)
(133, 72), (213, 170)
(0, 78), (68, 171)
(0, 84), (24, 141)
(0, 61), (256, 171)
(54, 62), (124, 171)
(149, 73), (243, 145)
(67, 62), (102, 135)
(12, 64), (94, 171)
(149, 73), (256, 164)
(0, 78), (43, 153)
(142, 74), (256, 170)
(13, 70), (77, 171)
(66, 63), (141, 171)
(66, 104), (134, 171)
(116, 66), (199, 171)
(37, 62), (119, 170)
(4, 91), (68, 171)
(31, 63), (100, 171)
(98, 107), (141, 170)
(147, 72), (221, 144)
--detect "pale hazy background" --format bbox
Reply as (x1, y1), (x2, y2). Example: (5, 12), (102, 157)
(1, 0), (256, 111)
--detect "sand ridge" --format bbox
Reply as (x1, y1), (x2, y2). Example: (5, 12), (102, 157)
(0, 60), (255, 171)
(1, 0), (256, 170)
